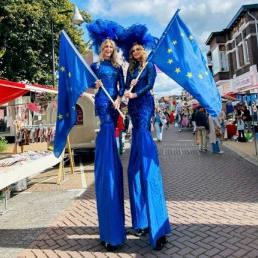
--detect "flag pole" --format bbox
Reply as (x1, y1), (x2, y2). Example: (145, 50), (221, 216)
(62, 30), (124, 119)
(128, 61), (148, 92)
(99, 84), (124, 119)
(66, 135), (74, 174)
(57, 150), (65, 184)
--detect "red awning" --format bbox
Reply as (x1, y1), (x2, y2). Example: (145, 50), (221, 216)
(0, 79), (58, 105)
(222, 92), (237, 100)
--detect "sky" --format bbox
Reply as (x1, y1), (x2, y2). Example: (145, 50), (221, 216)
(71, 0), (258, 97)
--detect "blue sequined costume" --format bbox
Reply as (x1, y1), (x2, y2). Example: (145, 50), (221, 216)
(91, 60), (126, 246)
(126, 61), (171, 247)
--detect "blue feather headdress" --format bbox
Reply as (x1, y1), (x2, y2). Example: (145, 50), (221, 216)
(121, 24), (159, 62)
(86, 19), (125, 54)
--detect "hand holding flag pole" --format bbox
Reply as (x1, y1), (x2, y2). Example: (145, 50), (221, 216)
(54, 31), (124, 158)
(96, 81), (124, 118)
(128, 61), (148, 92)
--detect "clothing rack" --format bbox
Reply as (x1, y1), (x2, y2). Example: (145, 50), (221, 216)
(20, 124), (55, 128)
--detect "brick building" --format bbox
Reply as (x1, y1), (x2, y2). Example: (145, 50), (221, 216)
(206, 4), (258, 96)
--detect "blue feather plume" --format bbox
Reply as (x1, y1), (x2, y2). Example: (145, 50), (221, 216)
(86, 19), (125, 54)
(121, 24), (159, 62)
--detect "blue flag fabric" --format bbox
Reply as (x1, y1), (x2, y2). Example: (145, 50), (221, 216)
(149, 10), (221, 118)
(54, 30), (96, 158)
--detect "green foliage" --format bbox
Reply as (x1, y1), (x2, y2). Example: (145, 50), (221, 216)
(0, 0), (92, 87)
(0, 136), (8, 152)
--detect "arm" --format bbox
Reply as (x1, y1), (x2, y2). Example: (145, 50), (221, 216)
(134, 62), (157, 97)
(125, 68), (132, 90)
(124, 68), (136, 98)
(114, 66), (125, 109)
(124, 62), (156, 99)
(117, 65), (125, 97)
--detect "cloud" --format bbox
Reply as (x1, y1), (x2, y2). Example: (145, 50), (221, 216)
(75, 0), (258, 97)
(80, 0), (258, 52)
(154, 73), (182, 97)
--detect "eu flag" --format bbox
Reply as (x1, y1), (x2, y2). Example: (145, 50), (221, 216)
(54, 30), (96, 158)
(150, 10), (221, 118)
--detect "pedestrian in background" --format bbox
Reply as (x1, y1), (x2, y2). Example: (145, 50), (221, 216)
(195, 106), (209, 152)
(242, 106), (252, 133)
(191, 108), (197, 135)
(237, 116), (247, 142)
(124, 115), (130, 134)
(116, 114), (125, 154)
(175, 111), (182, 132)
(217, 108), (226, 140)
(154, 109), (164, 141)
(208, 115), (223, 154)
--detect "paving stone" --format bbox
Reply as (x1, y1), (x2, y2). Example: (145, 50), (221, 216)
(1, 125), (258, 257)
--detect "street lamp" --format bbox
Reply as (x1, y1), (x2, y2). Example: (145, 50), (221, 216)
(51, 5), (84, 87)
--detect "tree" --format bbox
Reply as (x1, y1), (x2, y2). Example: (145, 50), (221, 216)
(0, 0), (92, 87)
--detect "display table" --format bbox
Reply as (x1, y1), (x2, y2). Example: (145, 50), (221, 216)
(0, 151), (62, 214)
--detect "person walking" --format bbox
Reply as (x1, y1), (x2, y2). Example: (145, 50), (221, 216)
(237, 116), (247, 142)
(242, 106), (252, 133)
(195, 106), (209, 152)
(208, 114), (223, 154)
(191, 108), (197, 135)
(164, 109), (170, 129)
(217, 108), (226, 140)
(154, 109), (164, 141)
(123, 24), (171, 251)
(175, 110), (182, 132)
(86, 20), (126, 251)
(116, 114), (125, 154)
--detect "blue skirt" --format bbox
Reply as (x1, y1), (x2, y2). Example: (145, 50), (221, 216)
(94, 123), (126, 246)
(127, 128), (171, 247)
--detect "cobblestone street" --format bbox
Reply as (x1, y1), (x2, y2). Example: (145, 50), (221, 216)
(1, 124), (258, 258)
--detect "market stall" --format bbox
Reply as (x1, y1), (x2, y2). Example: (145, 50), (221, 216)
(0, 79), (72, 215)
(0, 151), (62, 214)
(0, 79), (58, 105)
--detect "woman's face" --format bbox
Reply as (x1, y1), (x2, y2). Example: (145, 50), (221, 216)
(102, 40), (114, 59)
(131, 45), (142, 60)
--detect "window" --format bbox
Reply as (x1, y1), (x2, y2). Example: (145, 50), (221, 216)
(235, 40), (240, 69)
(211, 44), (228, 74)
(220, 52), (228, 71)
(243, 40), (250, 64)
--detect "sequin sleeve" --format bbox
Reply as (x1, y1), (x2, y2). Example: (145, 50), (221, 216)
(125, 68), (132, 90)
(126, 62), (157, 97)
(118, 65), (125, 97)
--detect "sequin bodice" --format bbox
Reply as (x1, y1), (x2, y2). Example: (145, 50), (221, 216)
(91, 60), (125, 99)
(126, 61), (156, 97)
(91, 60), (125, 125)
(126, 61), (156, 130)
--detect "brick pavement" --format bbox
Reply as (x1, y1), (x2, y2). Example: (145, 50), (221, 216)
(1, 124), (258, 257)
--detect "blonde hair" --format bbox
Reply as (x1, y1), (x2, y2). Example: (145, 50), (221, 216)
(98, 39), (119, 68)
(128, 44), (147, 74)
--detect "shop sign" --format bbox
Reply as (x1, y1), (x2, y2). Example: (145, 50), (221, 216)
(223, 83), (232, 94)
(217, 85), (223, 94)
(235, 76), (251, 90)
